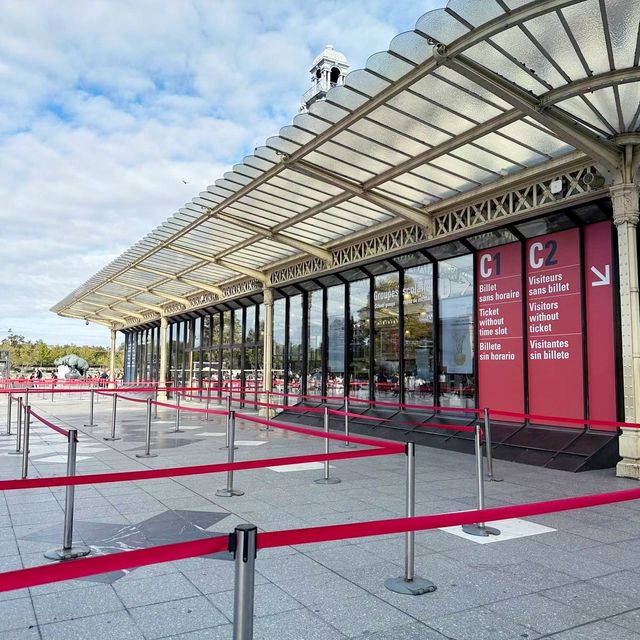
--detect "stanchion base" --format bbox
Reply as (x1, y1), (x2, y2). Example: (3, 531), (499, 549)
(103, 437), (121, 441)
(7, 450), (22, 455)
(340, 443), (356, 449)
(215, 488), (244, 497)
(489, 476), (504, 482)
(462, 524), (501, 537)
(44, 545), (91, 561)
(136, 452), (158, 458)
(83, 424), (97, 427)
(314, 477), (341, 485)
(259, 426), (272, 432)
(384, 576), (436, 596)
(219, 446), (238, 450)
(171, 429), (184, 433)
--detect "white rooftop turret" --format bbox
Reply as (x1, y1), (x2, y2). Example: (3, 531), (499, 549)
(311, 44), (348, 69)
(301, 44), (350, 111)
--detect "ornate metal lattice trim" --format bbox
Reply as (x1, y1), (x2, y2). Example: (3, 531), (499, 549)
(432, 165), (598, 238)
(267, 165), (599, 288)
(221, 279), (262, 298)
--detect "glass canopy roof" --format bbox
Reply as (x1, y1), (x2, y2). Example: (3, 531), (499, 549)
(52, 0), (640, 327)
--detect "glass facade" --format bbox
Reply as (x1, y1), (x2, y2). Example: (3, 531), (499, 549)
(373, 272), (400, 401)
(438, 255), (475, 408)
(122, 203), (615, 419)
(349, 278), (370, 400)
(288, 295), (303, 402)
(327, 285), (345, 397)
(307, 289), (323, 394)
(404, 263), (434, 406)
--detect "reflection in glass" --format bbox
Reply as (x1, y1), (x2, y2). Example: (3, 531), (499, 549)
(168, 325), (176, 389)
(273, 298), (286, 393)
(211, 313), (221, 347)
(222, 310), (232, 345)
(175, 322), (186, 389)
(233, 310), (243, 345)
(374, 272), (400, 401)
(327, 286), (345, 397)
(139, 331), (144, 382)
(202, 315), (211, 349)
(245, 307), (257, 344)
(221, 348), (242, 397)
(194, 317), (202, 349)
(307, 290), (324, 395)
(438, 254), (475, 408)
(256, 345), (264, 395)
(404, 265), (434, 406)
(207, 314), (220, 397)
(288, 295), (303, 402)
(191, 349), (202, 389)
(258, 304), (264, 344)
(349, 279), (370, 399)
(243, 347), (259, 406)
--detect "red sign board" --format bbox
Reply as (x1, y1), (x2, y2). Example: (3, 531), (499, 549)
(584, 221), (617, 427)
(476, 242), (524, 413)
(526, 228), (584, 422)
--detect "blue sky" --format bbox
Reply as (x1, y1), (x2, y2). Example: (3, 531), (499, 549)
(0, 0), (444, 347)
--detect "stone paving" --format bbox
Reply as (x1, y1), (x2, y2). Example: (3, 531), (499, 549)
(1, 390), (640, 639)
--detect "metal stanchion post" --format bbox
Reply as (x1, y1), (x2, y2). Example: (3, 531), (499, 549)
(341, 396), (353, 448)
(385, 442), (436, 595)
(484, 407), (502, 482)
(205, 386), (211, 422)
(24, 389), (29, 411)
(103, 393), (121, 441)
(231, 524), (257, 640)
(21, 405), (31, 479)
(220, 396), (237, 450)
(51, 385), (54, 402)
(462, 424), (501, 537)
(216, 410), (244, 497)
(153, 388), (159, 419)
(260, 390), (272, 431)
(84, 388), (97, 427)
(315, 407), (341, 485)
(173, 393), (183, 433)
(9, 398), (23, 455)
(45, 429), (91, 560)
(6, 392), (12, 435)
(137, 398), (157, 458)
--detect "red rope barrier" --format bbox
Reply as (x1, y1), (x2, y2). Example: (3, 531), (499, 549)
(489, 408), (636, 430)
(0, 535), (229, 592)
(151, 400), (227, 416)
(0, 447), (398, 491)
(235, 412), (405, 450)
(3, 485), (640, 593)
(259, 485), (640, 548)
(27, 409), (69, 437)
(115, 394), (148, 404)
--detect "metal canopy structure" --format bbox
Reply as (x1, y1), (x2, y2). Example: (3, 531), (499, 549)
(52, 0), (640, 328)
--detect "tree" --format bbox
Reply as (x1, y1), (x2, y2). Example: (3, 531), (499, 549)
(0, 334), (124, 375)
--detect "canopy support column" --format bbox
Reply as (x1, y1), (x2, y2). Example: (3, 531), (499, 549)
(158, 316), (168, 400)
(261, 287), (274, 418)
(613, 179), (640, 479)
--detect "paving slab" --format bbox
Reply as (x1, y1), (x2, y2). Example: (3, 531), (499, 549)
(2, 395), (640, 640)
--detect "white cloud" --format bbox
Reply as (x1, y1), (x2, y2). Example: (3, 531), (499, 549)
(0, 0), (444, 347)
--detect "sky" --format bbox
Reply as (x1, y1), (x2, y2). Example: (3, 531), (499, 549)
(0, 0), (444, 347)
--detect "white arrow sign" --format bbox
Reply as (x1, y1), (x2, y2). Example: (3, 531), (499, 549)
(590, 264), (610, 287)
